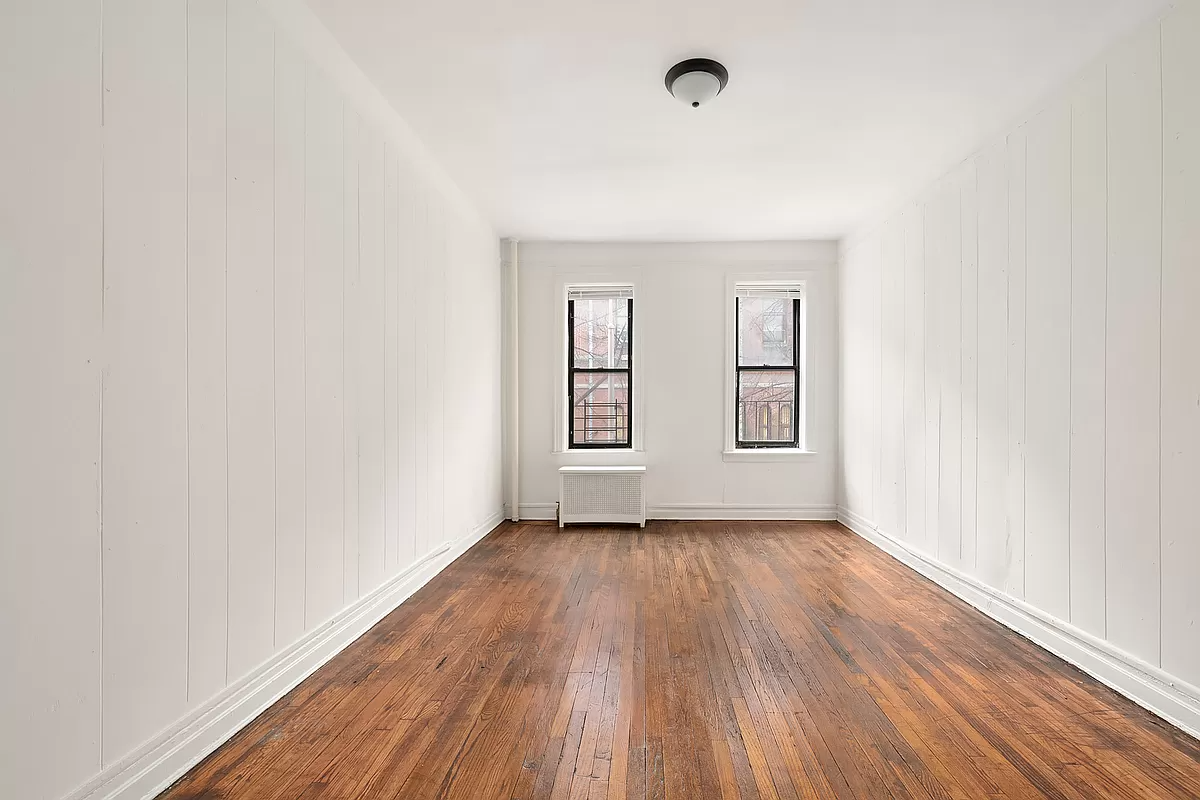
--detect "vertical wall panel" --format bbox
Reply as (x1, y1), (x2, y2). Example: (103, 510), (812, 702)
(428, 202), (448, 549)
(1024, 104), (1072, 621)
(842, 239), (880, 517)
(1105, 26), (1162, 663)
(923, 195), (942, 558)
(1160, 5), (1200, 685)
(342, 109), (361, 605)
(186, 0), (230, 704)
(836, 254), (852, 511)
(101, 0), (190, 762)
(869, 235), (883, 526)
(383, 143), (401, 572)
(479, 237), (504, 528)
(3, 2), (504, 795)
(872, 230), (885, 534)
(843, 244), (864, 511)
(442, 224), (465, 549)
(975, 141), (1009, 591)
(398, 163), (419, 568)
(226, 0), (277, 682)
(838, 241), (854, 511)
(879, 219), (907, 541)
(1069, 66), (1109, 640)
(303, 68), (344, 628)
(1004, 127), (1027, 599)
(413, 196), (432, 558)
(903, 206), (927, 551)
(938, 179), (963, 566)
(0, 2), (102, 796)
(356, 127), (386, 594)
(273, 39), (307, 649)
(960, 162), (980, 570)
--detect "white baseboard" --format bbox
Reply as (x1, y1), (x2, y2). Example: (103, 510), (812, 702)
(65, 510), (506, 800)
(518, 502), (837, 522)
(650, 503), (837, 521)
(518, 502), (558, 521)
(836, 506), (1200, 741)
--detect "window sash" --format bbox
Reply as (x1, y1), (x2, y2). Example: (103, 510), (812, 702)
(735, 296), (800, 448)
(568, 296), (633, 449)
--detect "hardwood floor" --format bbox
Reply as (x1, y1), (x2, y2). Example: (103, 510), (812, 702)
(161, 521), (1200, 799)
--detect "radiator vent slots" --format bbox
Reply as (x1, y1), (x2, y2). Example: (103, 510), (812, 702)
(558, 466), (646, 528)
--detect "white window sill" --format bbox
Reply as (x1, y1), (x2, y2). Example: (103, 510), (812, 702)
(553, 448), (646, 457)
(722, 448), (818, 463)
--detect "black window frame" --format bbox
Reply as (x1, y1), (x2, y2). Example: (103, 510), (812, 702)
(568, 296), (633, 449)
(735, 296), (801, 449)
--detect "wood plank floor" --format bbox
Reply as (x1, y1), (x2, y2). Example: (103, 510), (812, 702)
(161, 521), (1200, 799)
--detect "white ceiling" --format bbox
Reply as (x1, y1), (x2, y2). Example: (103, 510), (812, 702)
(308, 0), (1166, 241)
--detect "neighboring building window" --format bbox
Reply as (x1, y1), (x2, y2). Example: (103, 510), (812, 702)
(735, 287), (803, 448)
(568, 286), (633, 448)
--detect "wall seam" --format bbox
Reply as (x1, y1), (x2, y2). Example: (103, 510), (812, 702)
(270, 29), (279, 652)
(301, 62), (308, 633)
(98, 0), (107, 766)
(184, 0), (193, 706)
(1102, 62), (1109, 642)
(356, 120), (362, 599)
(922, 204), (929, 553)
(974, 159), (980, 571)
(222, 0), (231, 689)
(1156, 20), (1165, 669)
(1003, 136), (1010, 596)
(878, 236), (884, 534)
(1023, 129), (1029, 602)
(339, 98), (347, 608)
(341, 107), (348, 607)
(960, 179), (969, 563)
(901, 214), (907, 545)
(1067, 90), (1074, 625)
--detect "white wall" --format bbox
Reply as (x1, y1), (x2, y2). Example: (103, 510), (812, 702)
(0, 1), (503, 798)
(517, 241), (838, 519)
(839, 1), (1200, 729)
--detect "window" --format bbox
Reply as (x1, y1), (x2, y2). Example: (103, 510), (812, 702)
(735, 287), (803, 448)
(568, 287), (633, 448)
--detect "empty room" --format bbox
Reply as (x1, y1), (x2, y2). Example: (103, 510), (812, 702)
(4, 0), (1200, 797)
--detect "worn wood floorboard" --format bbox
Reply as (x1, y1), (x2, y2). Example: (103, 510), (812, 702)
(160, 521), (1200, 799)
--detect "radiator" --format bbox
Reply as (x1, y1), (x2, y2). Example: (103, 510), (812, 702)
(558, 466), (646, 528)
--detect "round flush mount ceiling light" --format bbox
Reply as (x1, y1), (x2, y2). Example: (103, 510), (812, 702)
(664, 58), (729, 108)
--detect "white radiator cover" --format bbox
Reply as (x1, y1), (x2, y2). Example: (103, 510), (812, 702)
(558, 466), (646, 527)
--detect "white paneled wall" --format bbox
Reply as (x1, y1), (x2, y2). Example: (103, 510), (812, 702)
(840, 0), (1200, 719)
(0, 1), (502, 798)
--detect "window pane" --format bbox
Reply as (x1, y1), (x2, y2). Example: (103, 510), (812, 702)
(572, 372), (630, 446)
(738, 369), (796, 443)
(737, 297), (793, 367)
(572, 298), (630, 370)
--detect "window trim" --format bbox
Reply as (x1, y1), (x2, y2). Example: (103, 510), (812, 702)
(554, 278), (642, 454)
(735, 296), (801, 448)
(723, 273), (817, 457)
(567, 295), (634, 449)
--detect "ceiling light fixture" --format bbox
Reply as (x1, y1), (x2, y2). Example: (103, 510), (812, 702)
(664, 58), (728, 108)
